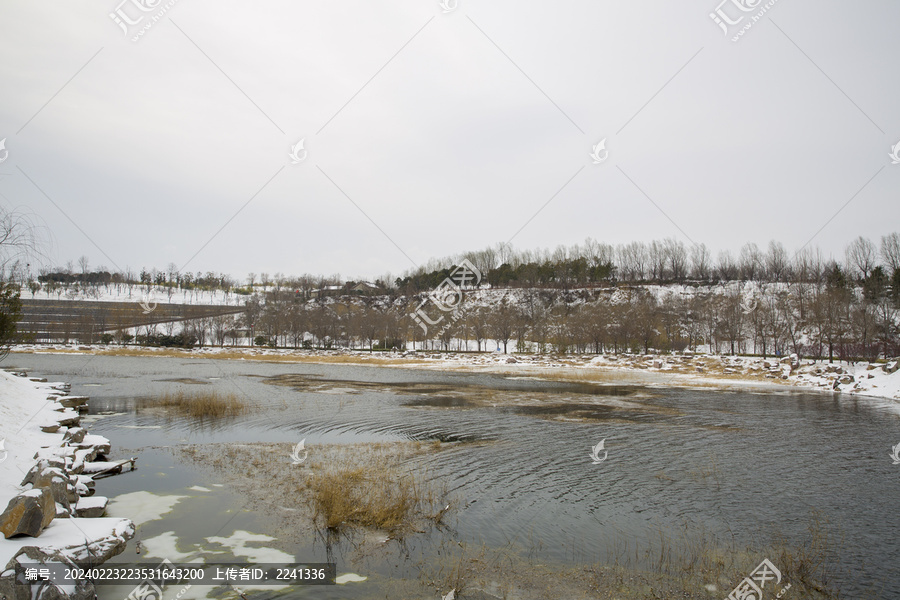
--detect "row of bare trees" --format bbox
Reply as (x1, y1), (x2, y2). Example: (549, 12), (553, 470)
(10, 234), (900, 302)
(25, 277), (895, 363)
(398, 234), (900, 291)
(226, 277), (897, 362)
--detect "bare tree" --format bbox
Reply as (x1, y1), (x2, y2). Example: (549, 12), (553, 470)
(649, 240), (667, 281)
(880, 233), (900, 273)
(488, 297), (515, 353)
(846, 236), (877, 280)
(739, 243), (763, 281)
(716, 250), (738, 280)
(0, 205), (47, 358)
(617, 242), (648, 281)
(663, 238), (688, 281)
(765, 241), (789, 282)
(77, 255), (90, 283)
(690, 243), (712, 280)
(0, 206), (48, 274)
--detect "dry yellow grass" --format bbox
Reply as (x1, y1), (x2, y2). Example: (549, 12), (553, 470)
(155, 389), (248, 417)
(175, 441), (451, 540)
(305, 454), (443, 533)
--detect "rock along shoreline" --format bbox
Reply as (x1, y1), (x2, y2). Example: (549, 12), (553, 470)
(0, 369), (135, 600)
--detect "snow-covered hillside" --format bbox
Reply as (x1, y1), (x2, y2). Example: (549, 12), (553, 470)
(20, 285), (245, 306)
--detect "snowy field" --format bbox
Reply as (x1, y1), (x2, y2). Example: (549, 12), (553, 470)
(20, 285), (246, 306)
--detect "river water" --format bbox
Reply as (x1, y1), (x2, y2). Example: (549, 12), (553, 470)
(8, 352), (900, 598)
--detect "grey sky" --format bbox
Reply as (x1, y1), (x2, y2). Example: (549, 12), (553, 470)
(0, 0), (897, 281)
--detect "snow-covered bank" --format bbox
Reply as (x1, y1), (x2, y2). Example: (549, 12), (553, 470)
(12, 344), (900, 403)
(400, 350), (900, 401)
(0, 369), (134, 600)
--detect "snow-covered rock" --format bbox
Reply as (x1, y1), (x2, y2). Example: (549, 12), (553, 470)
(0, 489), (55, 538)
(0, 371), (135, 600)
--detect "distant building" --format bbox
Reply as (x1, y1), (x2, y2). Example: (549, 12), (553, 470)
(349, 282), (381, 295)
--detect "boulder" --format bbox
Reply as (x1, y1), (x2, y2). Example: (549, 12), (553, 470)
(74, 497), (108, 518)
(58, 396), (89, 410)
(883, 360), (899, 375)
(62, 427), (86, 444)
(78, 435), (111, 457)
(27, 468), (75, 511)
(21, 460), (66, 486)
(0, 552), (97, 600)
(0, 489), (55, 538)
(49, 410), (80, 428)
(74, 475), (95, 497)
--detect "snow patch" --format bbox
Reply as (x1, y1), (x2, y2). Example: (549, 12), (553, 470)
(204, 530), (293, 563)
(106, 491), (187, 525)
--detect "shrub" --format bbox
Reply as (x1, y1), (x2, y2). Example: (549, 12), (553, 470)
(0, 283), (21, 358)
(137, 333), (197, 348)
(155, 389), (248, 418)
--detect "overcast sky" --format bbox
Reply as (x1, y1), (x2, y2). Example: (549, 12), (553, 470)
(0, 0), (898, 282)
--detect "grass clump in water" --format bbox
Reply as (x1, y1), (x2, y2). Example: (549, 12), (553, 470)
(305, 452), (443, 534)
(156, 389), (248, 418)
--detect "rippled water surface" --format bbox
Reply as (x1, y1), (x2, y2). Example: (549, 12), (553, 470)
(9, 352), (900, 598)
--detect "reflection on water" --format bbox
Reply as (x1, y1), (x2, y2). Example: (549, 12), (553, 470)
(9, 352), (900, 597)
